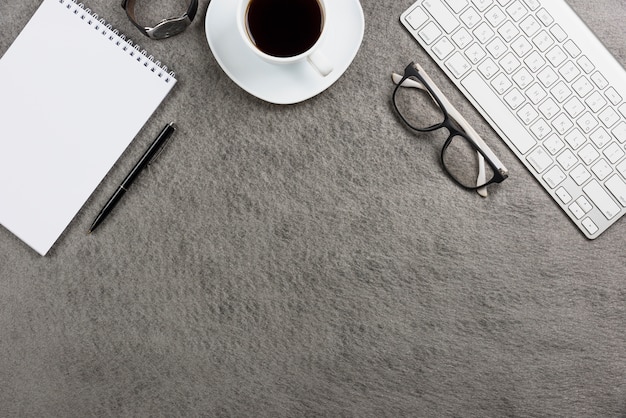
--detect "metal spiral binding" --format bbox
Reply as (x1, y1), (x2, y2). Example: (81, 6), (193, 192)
(58, 0), (176, 82)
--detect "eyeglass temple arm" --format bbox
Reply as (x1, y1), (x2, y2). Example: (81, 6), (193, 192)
(476, 153), (487, 196)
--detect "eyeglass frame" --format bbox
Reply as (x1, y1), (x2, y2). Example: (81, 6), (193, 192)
(392, 62), (508, 193)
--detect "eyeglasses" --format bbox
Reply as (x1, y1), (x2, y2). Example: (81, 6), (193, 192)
(392, 62), (508, 196)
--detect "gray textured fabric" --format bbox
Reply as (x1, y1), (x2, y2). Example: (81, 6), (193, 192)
(1, 0), (625, 416)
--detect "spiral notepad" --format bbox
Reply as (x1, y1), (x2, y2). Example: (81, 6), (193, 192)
(0, 0), (176, 255)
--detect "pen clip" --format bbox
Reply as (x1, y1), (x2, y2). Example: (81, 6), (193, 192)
(148, 139), (168, 165)
(148, 122), (176, 165)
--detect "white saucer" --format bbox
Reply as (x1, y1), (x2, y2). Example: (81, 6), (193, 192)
(205, 0), (364, 104)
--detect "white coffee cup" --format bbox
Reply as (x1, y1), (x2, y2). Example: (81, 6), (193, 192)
(236, 0), (333, 76)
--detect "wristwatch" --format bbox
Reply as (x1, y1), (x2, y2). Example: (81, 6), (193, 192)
(121, 0), (199, 40)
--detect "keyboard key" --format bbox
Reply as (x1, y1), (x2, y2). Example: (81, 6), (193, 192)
(504, 88), (525, 109)
(612, 121), (626, 143)
(511, 36), (533, 57)
(559, 61), (580, 83)
(472, 0), (493, 12)
(618, 160), (626, 178)
(585, 92), (607, 113)
(577, 112), (598, 134)
(578, 143), (599, 165)
(432, 37), (455, 59)
(537, 67), (558, 87)
(522, 0), (539, 10)
(405, 6), (429, 30)
(536, 8), (553, 26)
(477, 57), (499, 78)
(546, 45), (567, 67)
(500, 52), (521, 73)
(473, 22), (495, 43)
(599, 107), (620, 128)
(513, 68), (533, 89)
(570, 164), (591, 185)
(590, 127), (612, 148)
(498, 21), (519, 42)
(418, 22), (443, 44)
(555, 187), (572, 203)
(423, 0), (460, 33)
(460, 7), (481, 28)
(544, 134), (564, 154)
(445, 52), (472, 77)
(563, 40), (581, 57)
(451, 27), (473, 48)
(550, 81), (572, 103)
(524, 51), (545, 72)
(581, 217), (599, 234)
(532, 30), (554, 52)
(520, 15), (540, 36)
(572, 76), (593, 97)
(591, 71), (608, 89)
(549, 24), (567, 42)
(575, 196), (593, 213)
(563, 97), (585, 118)
(603, 142), (625, 164)
(552, 113), (573, 134)
(557, 149), (577, 170)
(486, 37), (507, 59)
(491, 73), (513, 93)
(538, 98), (559, 119)
(517, 102), (539, 123)
(526, 83), (547, 104)
(564, 129), (586, 150)
(583, 180), (620, 219)
(606, 174), (626, 206)
(569, 201), (585, 219)
(543, 165), (566, 188)
(506, 1), (528, 21)
(605, 87), (622, 106)
(526, 146), (553, 173)
(530, 119), (551, 139)
(591, 158), (612, 181)
(485, 5), (506, 26)
(577, 56), (595, 74)
(461, 71), (536, 153)
(444, 0), (469, 13)
(465, 42), (487, 63)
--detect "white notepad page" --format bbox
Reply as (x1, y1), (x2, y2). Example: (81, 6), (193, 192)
(0, 0), (176, 255)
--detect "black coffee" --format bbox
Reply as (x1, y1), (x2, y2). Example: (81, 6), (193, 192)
(245, 0), (323, 58)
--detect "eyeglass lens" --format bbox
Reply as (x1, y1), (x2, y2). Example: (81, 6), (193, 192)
(442, 135), (495, 188)
(393, 76), (445, 130)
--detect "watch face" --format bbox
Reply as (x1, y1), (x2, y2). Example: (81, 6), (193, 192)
(149, 17), (190, 39)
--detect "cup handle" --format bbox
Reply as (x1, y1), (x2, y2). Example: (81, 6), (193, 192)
(307, 50), (333, 76)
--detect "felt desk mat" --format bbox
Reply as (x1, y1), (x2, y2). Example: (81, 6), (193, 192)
(1, 0), (625, 416)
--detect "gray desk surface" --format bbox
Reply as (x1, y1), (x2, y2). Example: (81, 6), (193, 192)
(1, 0), (625, 416)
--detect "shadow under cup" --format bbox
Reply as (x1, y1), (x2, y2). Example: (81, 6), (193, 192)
(243, 0), (325, 59)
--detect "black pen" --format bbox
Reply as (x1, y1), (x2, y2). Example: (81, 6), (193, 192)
(88, 122), (177, 233)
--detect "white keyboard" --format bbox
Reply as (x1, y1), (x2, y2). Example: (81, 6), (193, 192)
(401, 0), (626, 239)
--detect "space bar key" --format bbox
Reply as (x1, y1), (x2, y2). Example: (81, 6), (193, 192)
(460, 71), (536, 155)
